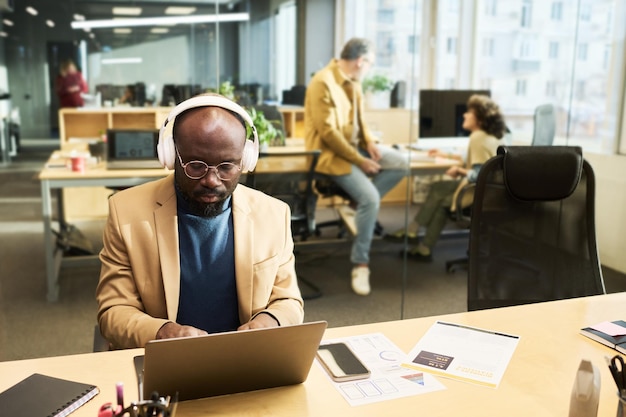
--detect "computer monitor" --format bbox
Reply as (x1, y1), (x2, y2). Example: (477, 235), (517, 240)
(419, 89), (491, 138)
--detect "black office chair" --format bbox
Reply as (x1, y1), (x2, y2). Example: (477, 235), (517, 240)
(531, 104), (556, 146)
(467, 145), (606, 311)
(246, 150), (323, 299)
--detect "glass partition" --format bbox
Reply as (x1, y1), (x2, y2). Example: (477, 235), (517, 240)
(83, 0), (296, 107)
(340, 0), (626, 321)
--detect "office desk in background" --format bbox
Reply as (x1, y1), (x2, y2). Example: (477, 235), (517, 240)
(39, 147), (459, 302)
(0, 293), (622, 416)
(39, 154), (171, 302)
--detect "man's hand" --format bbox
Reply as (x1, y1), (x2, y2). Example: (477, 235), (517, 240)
(359, 158), (381, 175)
(366, 142), (382, 161)
(156, 322), (208, 340)
(238, 313), (279, 331)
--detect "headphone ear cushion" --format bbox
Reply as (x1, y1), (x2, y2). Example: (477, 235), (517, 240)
(157, 133), (175, 170)
(241, 138), (258, 172)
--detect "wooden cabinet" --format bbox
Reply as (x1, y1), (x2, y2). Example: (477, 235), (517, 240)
(58, 107), (171, 144)
(58, 108), (172, 221)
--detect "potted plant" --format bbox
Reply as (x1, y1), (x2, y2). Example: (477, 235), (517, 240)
(362, 73), (394, 109)
(246, 107), (285, 150)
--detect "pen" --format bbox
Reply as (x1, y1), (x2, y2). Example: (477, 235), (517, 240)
(116, 382), (124, 408)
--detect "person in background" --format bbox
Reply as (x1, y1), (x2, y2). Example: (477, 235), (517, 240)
(390, 94), (506, 261)
(55, 59), (88, 108)
(96, 94), (304, 348)
(304, 37), (409, 296)
(117, 85), (136, 105)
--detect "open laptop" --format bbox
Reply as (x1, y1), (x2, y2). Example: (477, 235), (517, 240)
(134, 321), (327, 401)
(106, 128), (163, 169)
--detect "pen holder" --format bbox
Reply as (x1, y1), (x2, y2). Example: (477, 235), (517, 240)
(617, 392), (626, 417)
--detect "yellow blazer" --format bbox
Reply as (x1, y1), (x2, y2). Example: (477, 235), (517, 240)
(304, 59), (376, 176)
(96, 175), (304, 348)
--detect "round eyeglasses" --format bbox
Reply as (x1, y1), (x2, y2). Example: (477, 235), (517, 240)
(175, 146), (242, 181)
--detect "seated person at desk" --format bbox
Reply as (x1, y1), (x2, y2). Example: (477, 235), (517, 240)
(390, 94), (506, 261)
(304, 37), (408, 296)
(117, 85), (135, 105)
(96, 94), (304, 349)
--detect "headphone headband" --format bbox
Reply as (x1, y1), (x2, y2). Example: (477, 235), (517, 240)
(162, 95), (255, 134)
(157, 94), (259, 172)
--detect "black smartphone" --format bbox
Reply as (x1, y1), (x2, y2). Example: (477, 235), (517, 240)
(316, 342), (370, 382)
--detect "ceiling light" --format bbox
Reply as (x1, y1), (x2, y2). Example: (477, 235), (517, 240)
(101, 57), (142, 65)
(165, 6), (197, 15)
(46, 20), (54, 27)
(112, 7), (142, 16)
(71, 13), (249, 30)
(151, 28), (170, 34)
(26, 6), (38, 16)
(83, 28), (91, 33)
(113, 28), (132, 34)
(73, 14), (85, 21)
(3, 19), (13, 26)
(0, 32), (7, 37)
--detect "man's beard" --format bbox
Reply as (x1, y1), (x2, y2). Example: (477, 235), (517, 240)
(175, 181), (228, 218)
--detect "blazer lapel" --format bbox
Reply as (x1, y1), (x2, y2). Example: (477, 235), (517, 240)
(154, 175), (180, 321)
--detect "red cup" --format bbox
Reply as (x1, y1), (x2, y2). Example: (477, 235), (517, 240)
(71, 156), (85, 173)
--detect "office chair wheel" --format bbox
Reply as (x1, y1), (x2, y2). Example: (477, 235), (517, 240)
(445, 257), (468, 274)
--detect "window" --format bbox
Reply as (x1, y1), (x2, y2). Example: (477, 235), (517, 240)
(408, 35), (420, 55)
(548, 41), (559, 59)
(578, 43), (588, 61)
(484, 0), (497, 16)
(377, 9), (395, 24)
(482, 38), (494, 57)
(521, 0), (532, 28)
(545, 80), (557, 97)
(341, 0), (625, 154)
(576, 80), (586, 100)
(447, 37), (457, 54)
(519, 40), (531, 58)
(551, 2), (562, 20)
(580, 3), (591, 21)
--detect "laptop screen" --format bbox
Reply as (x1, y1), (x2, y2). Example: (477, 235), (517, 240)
(106, 129), (161, 169)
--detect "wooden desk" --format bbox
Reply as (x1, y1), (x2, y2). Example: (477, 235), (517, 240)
(39, 155), (172, 302)
(0, 293), (621, 416)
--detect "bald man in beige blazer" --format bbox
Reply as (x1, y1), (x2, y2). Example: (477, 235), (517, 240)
(96, 96), (303, 349)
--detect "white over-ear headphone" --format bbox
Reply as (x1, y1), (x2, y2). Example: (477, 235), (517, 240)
(157, 94), (259, 172)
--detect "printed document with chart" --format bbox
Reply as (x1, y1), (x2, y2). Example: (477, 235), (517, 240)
(317, 333), (445, 406)
(403, 321), (520, 388)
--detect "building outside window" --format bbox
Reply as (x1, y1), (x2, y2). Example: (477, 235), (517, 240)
(341, 0), (625, 154)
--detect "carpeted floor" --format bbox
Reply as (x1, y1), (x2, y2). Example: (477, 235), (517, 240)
(1, 140), (624, 362)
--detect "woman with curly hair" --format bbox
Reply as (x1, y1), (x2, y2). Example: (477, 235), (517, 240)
(389, 94), (507, 261)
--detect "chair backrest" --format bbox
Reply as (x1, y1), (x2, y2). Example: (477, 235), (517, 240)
(467, 145), (605, 311)
(531, 103), (556, 146)
(246, 150), (321, 241)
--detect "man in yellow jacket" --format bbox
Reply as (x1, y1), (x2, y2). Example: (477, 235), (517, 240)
(304, 38), (408, 296)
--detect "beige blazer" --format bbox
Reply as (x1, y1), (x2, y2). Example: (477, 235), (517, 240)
(96, 175), (304, 348)
(304, 59), (376, 175)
